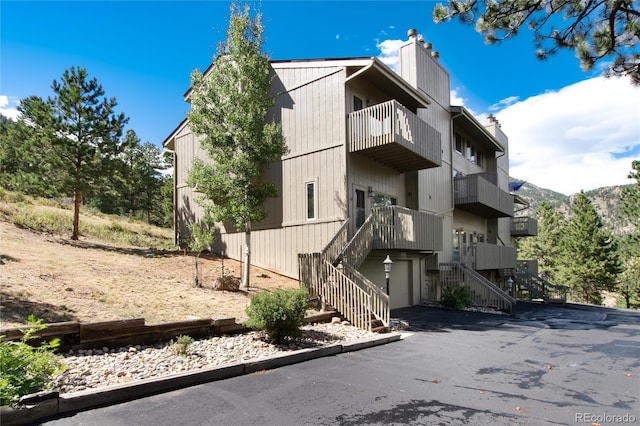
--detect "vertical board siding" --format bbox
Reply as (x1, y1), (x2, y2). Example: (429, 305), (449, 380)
(213, 220), (344, 278)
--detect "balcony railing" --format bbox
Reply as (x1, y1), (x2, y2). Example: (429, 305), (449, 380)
(511, 216), (538, 237)
(347, 100), (441, 172)
(473, 242), (517, 270)
(454, 173), (514, 218)
(372, 206), (443, 252)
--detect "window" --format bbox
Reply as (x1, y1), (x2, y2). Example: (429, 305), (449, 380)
(372, 193), (398, 207)
(305, 181), (317, 220)
(355, 189), (365, 228)
(455, 134), (463, 154)
(353, 96), (363, 112)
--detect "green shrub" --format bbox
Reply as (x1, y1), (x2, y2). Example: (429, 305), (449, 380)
(245, 288), (309, 344)
(170, 335), (194, 356)
(441, 285), (473, 310)
(0, 316), (65, 406)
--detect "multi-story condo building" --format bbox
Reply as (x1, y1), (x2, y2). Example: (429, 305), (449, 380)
(164, 29), (553, 330)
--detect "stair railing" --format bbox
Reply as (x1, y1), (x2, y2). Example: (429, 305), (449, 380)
(341, 263), (390, 328)
(513, 266), (567, 303)
(338, 214), (375, 270)
(440, 263), (515, 313)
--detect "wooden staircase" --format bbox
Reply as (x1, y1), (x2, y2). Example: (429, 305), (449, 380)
(512, 265), (568, 304)
(440, 262), (516, 313)
(299, 215), (390, 332)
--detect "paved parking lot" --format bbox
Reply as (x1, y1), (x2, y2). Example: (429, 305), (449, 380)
(45, 302), (639, 425)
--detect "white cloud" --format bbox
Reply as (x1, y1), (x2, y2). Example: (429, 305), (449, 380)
(0, 95), (20, 120)
(496, 76), (640, 195)
(489, 96), (519, 111)
(376, 39), (403, 73)
(450, 89), (466, 106)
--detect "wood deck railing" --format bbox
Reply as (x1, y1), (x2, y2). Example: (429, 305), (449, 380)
(511, 216), (538, 236)
(373, 206), (443, 251)
(454, 173), (514, 218)
(440, 263), (515, 313)
(347, 100), (441, 172)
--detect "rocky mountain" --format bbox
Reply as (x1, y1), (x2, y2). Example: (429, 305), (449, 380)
(510, 178), (634, 236)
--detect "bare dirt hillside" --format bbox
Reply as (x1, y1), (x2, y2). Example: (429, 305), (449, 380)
(0, 221), (299, 329)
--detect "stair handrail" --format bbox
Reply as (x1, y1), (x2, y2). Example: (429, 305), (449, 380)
(322, 260), (373, 330)
(514, 266), (567, 303)
(460, 262), (516, 304)
(337, 213), (375, 269)
(341, 262), (390, 327)
(321, 220), (350, 265)
(440, 262), (515, 312)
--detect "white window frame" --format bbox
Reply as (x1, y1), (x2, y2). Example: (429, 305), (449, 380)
(305, 179), (318, 221)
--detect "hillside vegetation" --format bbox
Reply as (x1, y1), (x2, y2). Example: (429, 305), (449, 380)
(0, 190), (298, 329)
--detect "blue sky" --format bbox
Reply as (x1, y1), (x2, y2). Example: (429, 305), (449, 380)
(2, 1), (639, 195)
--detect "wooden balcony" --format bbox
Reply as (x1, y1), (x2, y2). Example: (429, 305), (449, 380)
(372, 206), (443, 252)
(473, 242), (517, 270)
(348, 100), (442, 172)
(511, 216), (538, 237)
(454, 173), (514, 218)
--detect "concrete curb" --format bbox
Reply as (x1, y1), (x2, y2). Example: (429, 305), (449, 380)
(1, 333), (401, 425)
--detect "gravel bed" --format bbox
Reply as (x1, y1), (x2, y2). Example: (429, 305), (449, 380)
(53, 322), (376, 394)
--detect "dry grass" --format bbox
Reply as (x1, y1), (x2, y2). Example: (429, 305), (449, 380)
(0, 208), (300, 330)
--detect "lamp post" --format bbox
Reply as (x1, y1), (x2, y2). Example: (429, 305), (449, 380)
(383, 255), (393, 296)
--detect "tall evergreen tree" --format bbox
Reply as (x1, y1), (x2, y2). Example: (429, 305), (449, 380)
(40, 66), (129, 240)
(517, 201), (566, 280)
(559, 191), (622, 304)
(0, 97), (65, 197)
(618, 160), (640, 308)
(187, 4), (287, 288)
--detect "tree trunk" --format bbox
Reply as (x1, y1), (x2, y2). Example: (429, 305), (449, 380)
(193, 253), (200, 288)
(242, 221), (251, 288)
(72, 189), (81, 240)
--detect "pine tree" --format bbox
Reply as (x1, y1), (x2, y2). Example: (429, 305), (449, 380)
(433, 0), (640, 84)
(0, 97), (65, 197)
(518, 201), (566, 280)
(33, 66), (129, 240)
(618, 160), (640, 308)
(186, 4), (287, 288)
(559, 192), (622, 304)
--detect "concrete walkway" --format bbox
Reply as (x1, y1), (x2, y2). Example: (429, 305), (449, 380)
(41, 302), (639, 425)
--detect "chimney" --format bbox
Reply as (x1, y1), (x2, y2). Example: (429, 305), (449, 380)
(424, 42), (433, 52)
(431, 51), (440, 60)
(487, 114), (501, 127)
(407, 28), (417, 40)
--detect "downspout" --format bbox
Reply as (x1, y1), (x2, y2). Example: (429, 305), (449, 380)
(450, 109), (463, 215)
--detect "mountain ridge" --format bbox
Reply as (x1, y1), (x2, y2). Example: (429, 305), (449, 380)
(509, 178), (634, 236)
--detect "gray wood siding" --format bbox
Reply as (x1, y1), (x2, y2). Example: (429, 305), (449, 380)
(279, 146), (347, 225)
(349, 155), (406, 206)
(399, 40), (450, 108)
(272, 66), (346, 157)
(212, 220), (344, 278)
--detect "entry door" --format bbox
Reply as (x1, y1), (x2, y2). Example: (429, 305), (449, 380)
(355, 188), (366, 229)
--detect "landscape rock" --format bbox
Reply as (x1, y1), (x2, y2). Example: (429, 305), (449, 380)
(53, 323), (375, 394)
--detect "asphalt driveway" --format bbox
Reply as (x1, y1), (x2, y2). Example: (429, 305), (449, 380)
(43, 302), (640, 425)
